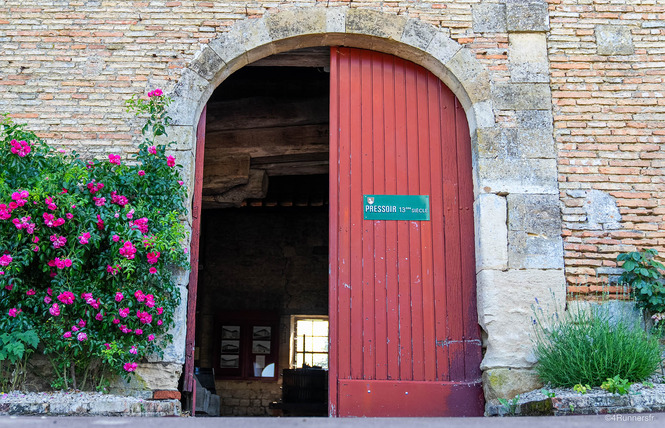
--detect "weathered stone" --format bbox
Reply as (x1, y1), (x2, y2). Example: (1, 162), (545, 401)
(507, 193), (562, 236)
(326, 7), (346, 33)
(346, 8), (406, 41)
(131, 362), (184, 390)
(477, 158), (558, 194)
(474, 193), (508, 271)
(265, 8), (327, 40)
(584, 189), (622, 230)
(596, 25), (634, 55)
(155, 125), (194, 152)
(492, 83), (552, 110)
(167, 69), (211, 126)
(509, 33), (549, 83)
(189, 46), (225, 82)
(446, 47), (491, 104)
(472, 3), (506, 33)
(477, 269), (566, 369)
(482, 368), (542, 401)
(471, 101), (496, 130)
(401, 18), (437, 52)
(508, 231), (564, 269)
(148, 286), (187, 364)
(477, 128), (554, 159)
(506, 0), (549, 32)
(516, 109), (553, 129)
(426, 31), (462, 67)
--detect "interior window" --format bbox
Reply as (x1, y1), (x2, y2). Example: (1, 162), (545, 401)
(292, 316), (329, 369)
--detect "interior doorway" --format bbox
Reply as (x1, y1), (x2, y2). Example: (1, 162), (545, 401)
(193, 48), (331, 417)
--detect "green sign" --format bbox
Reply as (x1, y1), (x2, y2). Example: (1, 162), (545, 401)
(363, 195), (430, 221)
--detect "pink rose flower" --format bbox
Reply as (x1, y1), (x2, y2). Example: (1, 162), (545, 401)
(95, 312), (104, 321)
(129, 346), (138, 355)
(63, 331), (72, 338)
(8, 308), (20, 317)
(119, 307), (130, 318)
(148, 146), (157, 154)
(147, 251), (160, 264)
(167, 155), (175, 167)
(138, 170), (145, 176)
(115, 292), (124, 302)
(108, 154), (121, 165)
(123, 362), (138, 372)
(26, 289), (35, 296)
(78, 232), (91, 244)
(135, 329), (143, 335)
(149, 267), (157, 274)
(0, 254), (12, 266)
(148, 334), (155, 341)
(57, 291), (76, 305)
(77, 332), (87, 342)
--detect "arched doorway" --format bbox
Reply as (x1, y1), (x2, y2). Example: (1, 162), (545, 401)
(188, 46), (482, 417)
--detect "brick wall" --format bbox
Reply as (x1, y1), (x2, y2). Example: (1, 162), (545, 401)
(549, 0), (665, 294)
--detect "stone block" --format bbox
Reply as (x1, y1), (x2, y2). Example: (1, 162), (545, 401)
(482, 368), (542, 401)
(88, 399), (131, 415)
(477, 269), (566, 369)
(596, 25), (634, 55)
(265, 8), (327, 40)
(426, 31), (462, 67)
(472, 3), (506, 33)
(148, 285), (187, 363)
(189, 46), (225, 82)
(168, 69), (212, 126)
(492, 83), (552, 110)
(155, 125), (194, 152)
(508, 231), (564, 269)
(474, 193), (508, 271)
(346, 8), (406, 41)
(584, 189), (622, 230)
(401, 18), (437, 52)
(326, 8), (346, 33)
(507, 193), (562, 237)
(516, 109), (553, 129)
(509, 33), (549, 83)
(506, 0), (549, 32)
(133, 362), (183, 390)
(477, 128), (554, 159)
(471, 101), (496, 129)
(446, 47), (491, 104)
(477, 158), (558, 194)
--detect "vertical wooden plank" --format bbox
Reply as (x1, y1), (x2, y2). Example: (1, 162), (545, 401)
(371, 51), (388, 380)
(349, 48), (364, 379)
(328, 47), (340, 416)
(405, 61), (425, 381)
(184, 105), (207, 396)
(383, 55), (400, 381)
(418, 70), (437, 382)
(428, 76), (450, 382)
(361, 50), (376, 379)
(440, 84), (465, 381)
(455, 99), (483, 382)
(337, 47), (353, 383)
(393, 56), (412, 381)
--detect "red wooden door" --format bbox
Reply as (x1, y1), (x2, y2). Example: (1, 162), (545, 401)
(329, 47), (483, 417)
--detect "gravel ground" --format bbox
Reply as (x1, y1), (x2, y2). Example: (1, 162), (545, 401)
(512, 373), (665, 405)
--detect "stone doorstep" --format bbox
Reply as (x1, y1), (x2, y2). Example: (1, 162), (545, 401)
(0, 394), (182, 417)
(486, 391), (665, 416)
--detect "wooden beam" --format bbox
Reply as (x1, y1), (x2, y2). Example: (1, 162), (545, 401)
(206, 97), (328, 132)
(247, 47), (330, 68)
(201, 169), (268, 208)
(202, 153), (250, 195)
(205, 124), (329, 158)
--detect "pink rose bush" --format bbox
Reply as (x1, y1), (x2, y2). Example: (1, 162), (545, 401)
(0, 90), (188, 388)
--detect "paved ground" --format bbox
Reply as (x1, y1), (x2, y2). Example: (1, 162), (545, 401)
(0, 414), (663, 428)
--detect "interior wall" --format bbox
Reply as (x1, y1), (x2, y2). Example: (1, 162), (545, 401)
(196, 206), (328, 416)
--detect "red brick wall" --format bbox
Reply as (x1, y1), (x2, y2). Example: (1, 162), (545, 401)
(548, 0), (665, 294)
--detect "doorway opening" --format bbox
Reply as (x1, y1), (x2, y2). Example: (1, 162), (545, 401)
(193, 48), (331, 417)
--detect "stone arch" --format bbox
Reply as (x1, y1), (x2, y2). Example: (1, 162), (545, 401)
(168, 6), (566, 402)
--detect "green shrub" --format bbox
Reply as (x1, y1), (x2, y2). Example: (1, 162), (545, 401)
(533, 305), (662, 388)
